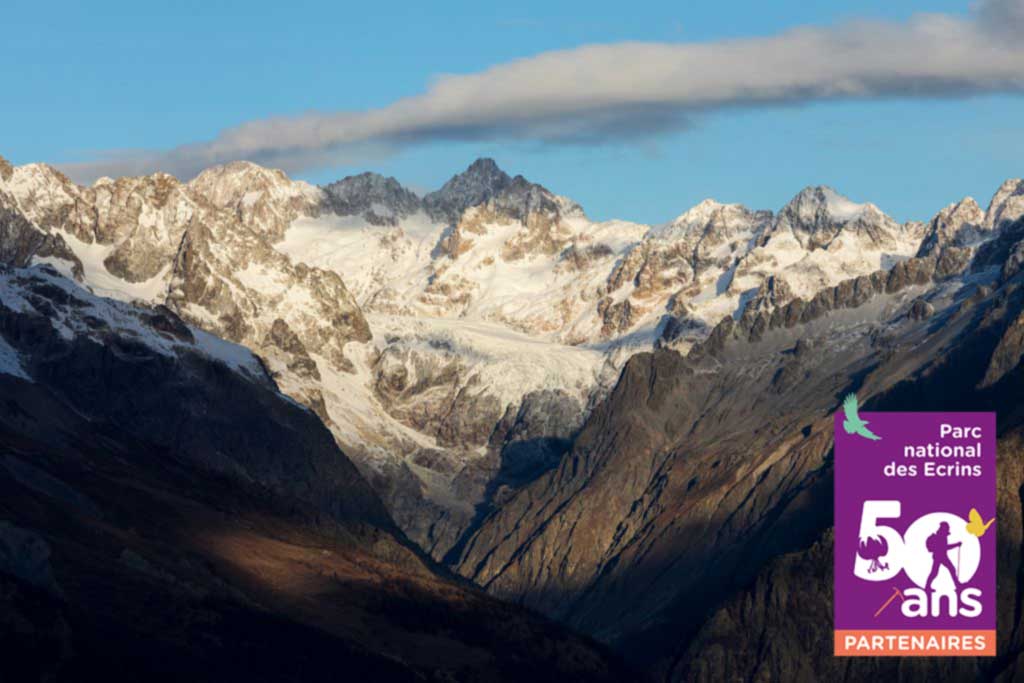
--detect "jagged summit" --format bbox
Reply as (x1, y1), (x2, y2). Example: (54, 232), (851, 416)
(987, 178), (1024, 229)
(322, 171), (422, 226)
(782, 185), (872, 222)
(313, 157), (571, 227)
(450, 157), (511, 190)
(423, 157), (514, 224)
(772, 184), (900, 250)
(189, 159), (309, 196)
(655, 198), (771, 241)
(188, 161), (322, 238)
(917, 197), (986, 257)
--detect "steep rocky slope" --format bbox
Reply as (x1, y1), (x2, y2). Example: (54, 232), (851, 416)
(451, 202), (1024, 678)
(673, 259), (1024, 682)
(0, 264), (630, 682)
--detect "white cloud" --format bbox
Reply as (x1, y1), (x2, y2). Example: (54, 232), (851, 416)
(63, 0), (1024, 182)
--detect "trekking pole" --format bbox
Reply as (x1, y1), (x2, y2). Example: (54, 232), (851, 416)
(957, 546), (961, 582)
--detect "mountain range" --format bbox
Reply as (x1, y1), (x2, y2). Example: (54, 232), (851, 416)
(3, 150), (1024, 680)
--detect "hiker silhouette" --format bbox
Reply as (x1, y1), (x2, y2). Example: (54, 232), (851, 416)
(925, 521), (962, 590)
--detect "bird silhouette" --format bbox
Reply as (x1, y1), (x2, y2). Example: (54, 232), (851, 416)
(842, 393), (881, 441)
(965, 508), (995, 537)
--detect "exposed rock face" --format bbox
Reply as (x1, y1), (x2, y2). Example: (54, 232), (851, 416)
(10, 165), (199, 283)
(722, 185), (924, 318)
(372, 341), (502, 447)
(323, 172), (422, 226)
(3, 163), (370, 364)
(188, 161), (323, 240)
(0, 190), (82, 276)
(770, 185), (902, 250)
(908, 297), (934, 320)
(973, 215), (1024, 282)
(428, 166), (583, 272)
(167, 213), (370, 371)
(0, 158), (371, 394)
(917, 197), (986, 256)
(986, 178), (1024, 229)
(739, 275), (793, 322)
(424, 157), (515, 225)
(605, 200), (772, 339)
(0, 266), (630, 682)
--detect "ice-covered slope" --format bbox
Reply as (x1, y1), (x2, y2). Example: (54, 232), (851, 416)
(276, 172), (927, 353)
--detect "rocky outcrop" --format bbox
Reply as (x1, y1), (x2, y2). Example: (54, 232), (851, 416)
(609, 200), (771, 312)
(0, 191), (82, 277)
(423, 157), (514, 225)
(908, 297), (934, 320)
(10, 165), (200, 283)
(769, 185), (902, 251)
(974, 215), (1024, 284)
(986, 178), (1024, 230)
(323, 172), (422, 226)
(167, 215), (370, 370)
(188, 161), (323, 240)
(431, 170), (581, 266)
(917, 197), (986, 257)
(0, 158), (371, 389)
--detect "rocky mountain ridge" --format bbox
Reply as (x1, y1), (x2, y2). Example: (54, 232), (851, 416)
(2, 150), (1022, 565)
(453, 210), (1024, 679)
(6, 148), (1024, 680)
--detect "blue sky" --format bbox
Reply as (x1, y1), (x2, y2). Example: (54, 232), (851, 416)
(3, 0), (1021, 224)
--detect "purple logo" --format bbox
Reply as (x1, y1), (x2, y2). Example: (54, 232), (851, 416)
(834, 408), (996, 656)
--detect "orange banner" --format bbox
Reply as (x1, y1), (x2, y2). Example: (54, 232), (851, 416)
(835, 630), (995, 656)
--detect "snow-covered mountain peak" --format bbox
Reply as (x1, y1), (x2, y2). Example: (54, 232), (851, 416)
(786, 185), (866, 222)
(676, 197), (731, 220)
(447, 157), (510, 192)
(6, 162), (77, 198)
(322, 172), (423, 226)
(917, 196), (987, 257)
(987, 178), (1024, 230)
(772, 185), (901, 251)
(0, 154), (12, 181)
(423, 157), (515, 224)
(188, 161), (322, 239)
(655, 199), (769, 241)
